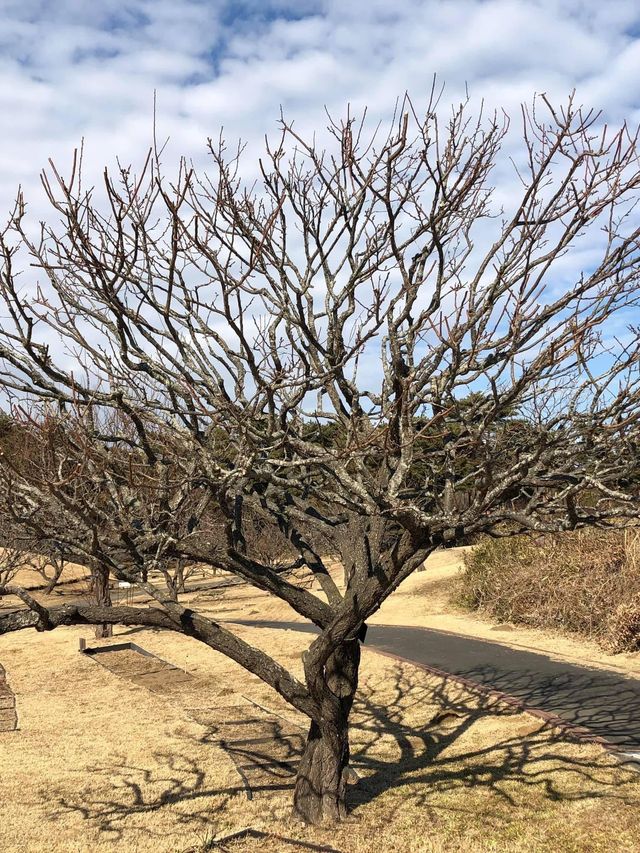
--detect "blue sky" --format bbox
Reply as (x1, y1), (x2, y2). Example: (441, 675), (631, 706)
(0, 0), (638, 407)
(1, 0), (640, 219)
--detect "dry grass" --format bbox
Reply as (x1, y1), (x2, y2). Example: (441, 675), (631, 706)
(2, 613), (640, 852)
(459, 530), (640, 652)
(2, 554), (90, 590)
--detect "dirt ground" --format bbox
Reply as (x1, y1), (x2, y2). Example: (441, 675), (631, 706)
(2, 552), (640, 851)
(2, 622), (640, 853)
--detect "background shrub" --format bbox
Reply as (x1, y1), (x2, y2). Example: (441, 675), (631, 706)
(458, 529), (640, 652)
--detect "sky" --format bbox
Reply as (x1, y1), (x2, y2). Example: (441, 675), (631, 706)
(1, 0), (640, 219)
(0, 0), (639, 407)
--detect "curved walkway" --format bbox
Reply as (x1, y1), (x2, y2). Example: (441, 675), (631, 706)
(232, 619), (640, 757)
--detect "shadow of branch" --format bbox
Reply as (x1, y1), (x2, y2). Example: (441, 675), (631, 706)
(51, 662), (640, 838)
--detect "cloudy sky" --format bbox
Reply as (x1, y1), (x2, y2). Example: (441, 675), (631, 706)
(1, 0), (640, 218)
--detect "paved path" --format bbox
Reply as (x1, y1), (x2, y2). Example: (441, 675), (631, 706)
(232, 619), (640, 756)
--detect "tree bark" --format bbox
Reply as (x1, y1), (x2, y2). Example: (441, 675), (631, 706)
(176, 560), (186, 595)
(163, 560), (186, 601)
(164, 573), (179, 602)
(92, 564), (113, 639)
(294, 638), (361, 824)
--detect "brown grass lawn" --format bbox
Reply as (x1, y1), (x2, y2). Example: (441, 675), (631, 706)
(2, 556), (640, 851)
(6, 556), (90, 590)
(1, 614), (640, 853)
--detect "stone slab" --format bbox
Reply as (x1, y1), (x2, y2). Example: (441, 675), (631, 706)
(0, 708), (17, 732)
(0, 663), (18, 731)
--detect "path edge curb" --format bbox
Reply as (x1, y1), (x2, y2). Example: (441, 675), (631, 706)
(368, 645), (621, 752)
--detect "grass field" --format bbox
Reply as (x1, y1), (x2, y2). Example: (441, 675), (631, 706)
(2, 621), (640, 851)
(2, 557), (640, 851)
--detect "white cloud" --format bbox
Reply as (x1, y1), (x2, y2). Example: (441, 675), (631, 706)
(1, 0), (638, 214)
(1, 0), (639, 378)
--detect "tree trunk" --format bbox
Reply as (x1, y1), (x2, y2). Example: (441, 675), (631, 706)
(92, 565), (113, 639)
(176, 559), (186, 595)
(294, 638), (360, 824)
(164, 572), (179, 602)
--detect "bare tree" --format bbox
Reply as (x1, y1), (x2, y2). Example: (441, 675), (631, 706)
(31, 547), (66, 594)
(0, 413), (115, 635)
(0, 542), (24, 595)
(1, 92), (640, 823)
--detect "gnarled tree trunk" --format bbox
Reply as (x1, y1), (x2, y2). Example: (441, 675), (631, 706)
(294, 638), (361, 824)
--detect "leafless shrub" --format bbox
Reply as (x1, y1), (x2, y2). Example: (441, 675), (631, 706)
(149, 558), (204, 601)
(606, 599), (640, 653)
(460, 529), (640, 649)
(0, 520), (62, 595)
(30, 548), (67, 593)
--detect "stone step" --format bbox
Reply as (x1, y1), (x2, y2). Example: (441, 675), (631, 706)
(0, 663), (17, 731)
(0, 708), (17, 731)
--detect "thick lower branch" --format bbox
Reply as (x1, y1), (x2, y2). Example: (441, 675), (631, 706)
(0, 602), (317, 717)
(171, 545), (333, 627)
(0, 603), (174, 633)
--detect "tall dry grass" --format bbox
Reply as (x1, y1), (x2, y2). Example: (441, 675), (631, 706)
(459, 529), (640, 652)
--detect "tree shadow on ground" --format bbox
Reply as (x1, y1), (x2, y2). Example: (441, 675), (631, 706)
(347, 665), (640, 820)
(444, 662), (640, 748)
(50, 662), (640, 841)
